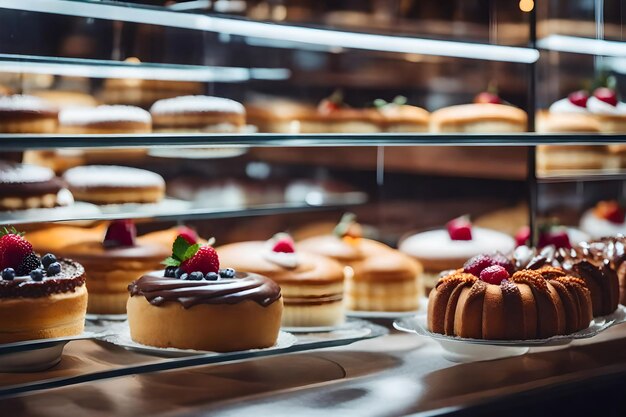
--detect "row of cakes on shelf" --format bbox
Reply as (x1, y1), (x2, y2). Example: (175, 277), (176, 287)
(0, 160), (362, 210)
(3, 207), (626, 351)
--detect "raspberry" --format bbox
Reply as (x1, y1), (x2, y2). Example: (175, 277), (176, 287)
(446, 216), (472, 241)
(181, 246), (220, 275)
(568, 90), (588, 108)
(0, 230), (34, 270)
(103, 220), (136, 248)
(474, 92), (501, 104)
(463, 254), (495, 276)
(538, 229), (571, 249)
(490, 252), (514, 274)
(178, 226), (199, 244)
(594, 87), (618, 106)
(479, 265), (510, 285)
(272, 234), (295, 253)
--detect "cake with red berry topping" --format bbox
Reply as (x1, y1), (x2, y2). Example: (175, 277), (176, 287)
(297, 91), (382, 133)
(150, 95), (246, 133)
(217, 233), (345, 327)
(399, 216), (516, 293)
(428, 250), (593, 340)
(587, 87), (626, 133)
(430, 92), (527, 133)
(580, 201), (626, 239)
(514, 224), (590, 249)
(127, 236), (283, 351)
(299, 214), (423, 312)
(58, 220), (170, 314)
(0, 228), (87, 343)
(63, 165), (165, 205)
(0, 161), (74, 211)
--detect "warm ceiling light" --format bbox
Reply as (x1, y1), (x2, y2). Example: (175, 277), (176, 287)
(519, 0), (534, 12)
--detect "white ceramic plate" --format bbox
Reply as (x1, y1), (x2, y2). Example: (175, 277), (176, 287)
(282, 318), (368, 333)
(148, 146), (249, 160)
(346, 310), (419, 320)
(98, 321), (298, 357)
(394, 306), (626, 362)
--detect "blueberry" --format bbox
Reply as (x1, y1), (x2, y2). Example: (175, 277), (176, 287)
(47, 262), (61, 276)
(189, 272), (204, 281)
(1, 268), (15, 281)
(164, 266), (177, 278)
(41, 253), (57, 268)
(30, 269), (44, 281)
(205, 272), (219, 281)
(175, 268), (185, 278)
(219, 268), (235, 278)
(179, 273), (189, 281)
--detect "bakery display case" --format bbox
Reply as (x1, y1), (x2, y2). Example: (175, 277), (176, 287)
(1, 1), (626, 416)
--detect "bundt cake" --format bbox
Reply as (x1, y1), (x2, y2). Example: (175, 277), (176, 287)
(428, 252), (593, 340)
(578, 237), (626, 308)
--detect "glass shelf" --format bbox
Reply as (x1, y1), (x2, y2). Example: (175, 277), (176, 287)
(0, 54), (290, 82)
(0, 198), (367, 226)
(0, 0), (540, 64)
(537, 169), (626, 183)
(3, 133), (626, 150)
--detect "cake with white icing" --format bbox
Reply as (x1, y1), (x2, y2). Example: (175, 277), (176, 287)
(0, 94), (58, 133)
(0, 162), (73, 210)
(580, 201), (626, 239)
(63, 165), (165, 205)
(58, 105), (152, 134)
(150, 95), (246, 133)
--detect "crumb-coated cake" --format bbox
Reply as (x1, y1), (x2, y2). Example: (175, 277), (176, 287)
(62, 165), (165, 205)
(217, 234), (345, 327)
(58, 105), (152, 134)
(428, 255), (592, 340)
(0, 161), (73, 210)
(0, 94), (58, 133)
(430, 92), (527, 133)
(0, 229), (87, 343)
(127, 236), (283, 351)
(59, 220), (170, 314)
(150, 95), (246, 133)
(399, 216), (515, 293)
(299, 214), (422, 312)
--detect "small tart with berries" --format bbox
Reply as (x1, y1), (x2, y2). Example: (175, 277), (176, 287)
(217, 233), (345, 327)
(0, 228), (87, 343)
(60, 220), (170, 315)
(580, 200), (626, 239)
(428, 252), (593, 340)
(399, 216), (515, 293)
(299, 214), (423, 312)
(127, 236), (283, 352)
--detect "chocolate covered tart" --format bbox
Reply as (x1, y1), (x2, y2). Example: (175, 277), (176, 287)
(128, 236), (283, 351)
(217, 234), (345, 327)
(0, 162), (73, 210)
(0, 230), (87, 343)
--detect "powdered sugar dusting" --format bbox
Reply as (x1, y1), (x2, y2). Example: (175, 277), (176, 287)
(0, 162), (54, 183)
(63, 165), (164, 188)
(0, 95), (57, 113)
(59, 105), (151, 126)
(150, 95), (244, 115)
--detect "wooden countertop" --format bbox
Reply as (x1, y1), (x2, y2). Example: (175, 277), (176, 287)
(3, 320), (626, 416)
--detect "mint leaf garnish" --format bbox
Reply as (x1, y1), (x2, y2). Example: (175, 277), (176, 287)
(162, 257), (180, 267)
(183, 244), (201, 261)
(172, 236), (191, 261)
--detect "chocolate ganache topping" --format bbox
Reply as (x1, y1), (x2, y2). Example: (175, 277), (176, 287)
(0, 259), (85, 298)
(128, 271), (282, 309)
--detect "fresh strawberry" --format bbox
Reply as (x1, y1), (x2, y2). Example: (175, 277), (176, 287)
(271, 233), (295, 253)
(463, 254), (494, 276)
(180, 246), (219, 275)
(177, 226), (199, 244)
(446, 216), (472, 241)
(515, 226), (530, 247)
(474, 91), (502, 104)
(0, 228), (34, 270)
(568, 90), (589, 108)
(479, 265), (510, 285)
(103, 220), (136, 248)
(595, 201), (625, 224)
(594, 87), (618, 106)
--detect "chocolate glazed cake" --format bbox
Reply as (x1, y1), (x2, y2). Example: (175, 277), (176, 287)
(127, 271), (283, 352)
(0, 259), (88, 343)
(0, 162), (72, 210)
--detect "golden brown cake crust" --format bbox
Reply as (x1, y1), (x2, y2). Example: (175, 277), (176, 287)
(430, 103), (527, 129)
